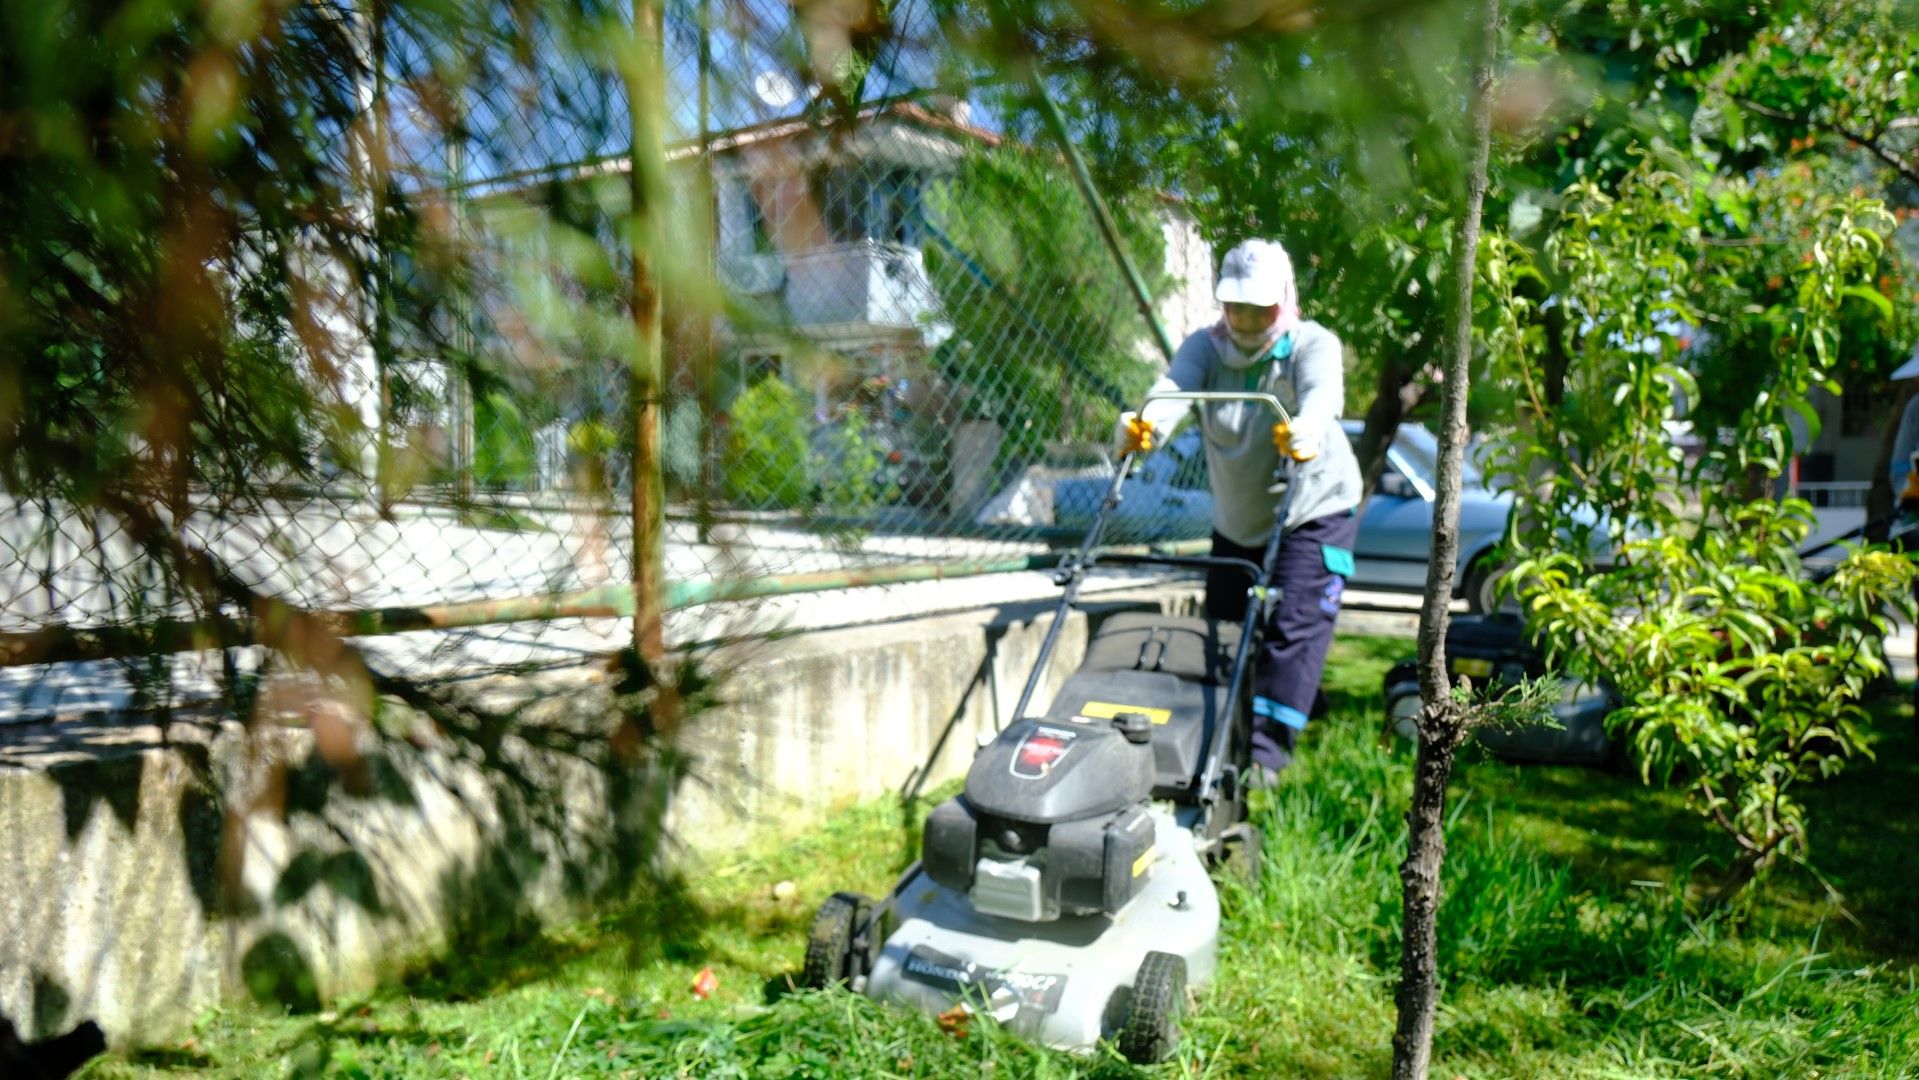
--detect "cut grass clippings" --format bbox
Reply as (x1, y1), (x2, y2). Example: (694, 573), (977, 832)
(90, 635), (1919, 1078)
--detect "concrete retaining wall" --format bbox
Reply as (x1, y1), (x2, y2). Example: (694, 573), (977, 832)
(0, 583), (1201, 1046)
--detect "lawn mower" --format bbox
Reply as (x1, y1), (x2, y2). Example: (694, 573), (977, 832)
(1380, 496), (1919, 764)
(799, 391), (1299, 1064)
(1381, 613), (1622, 766)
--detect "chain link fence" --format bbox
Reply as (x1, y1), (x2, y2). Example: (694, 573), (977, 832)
(1, 0), (1224, 722)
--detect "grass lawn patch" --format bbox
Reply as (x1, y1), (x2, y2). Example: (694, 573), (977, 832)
(92, 636), (1919, 1078)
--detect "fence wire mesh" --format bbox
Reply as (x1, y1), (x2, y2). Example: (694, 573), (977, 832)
(2, 0), (1225, 723)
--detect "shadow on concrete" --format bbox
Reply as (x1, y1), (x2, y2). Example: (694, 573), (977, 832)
(272, 849), (386, 915)
(241, 931), (322, 1014)
(29, 973), (71, 1045)
(3, 635), (725, 1057)
(1, 975), (106, 1079)
(51, 754), (146, 841)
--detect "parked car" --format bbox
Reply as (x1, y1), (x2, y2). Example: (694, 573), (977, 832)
(1050, 427), (1214, 543)
(1346, 420), (1513, 614)
(1055, 421), (1516, 613)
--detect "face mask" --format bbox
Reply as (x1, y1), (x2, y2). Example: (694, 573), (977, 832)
(1226, 319), (1284, 359)
(1228, 325), (1275, 352)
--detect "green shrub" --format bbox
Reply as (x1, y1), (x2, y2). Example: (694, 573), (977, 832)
(813, 407), (886, 515)
(1487, 169), (1918, 893)
(726, 377), (810, 509)
(474, 389), (537, 490)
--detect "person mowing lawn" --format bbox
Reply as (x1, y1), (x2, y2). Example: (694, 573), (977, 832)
(1114, 238), (1363, 784)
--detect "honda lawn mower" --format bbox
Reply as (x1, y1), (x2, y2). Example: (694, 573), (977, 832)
(799, 392), (1300, 1064)
(1380, 493), (1919, 764)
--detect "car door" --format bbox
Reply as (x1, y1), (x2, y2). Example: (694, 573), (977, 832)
(1352, 455), (1434, 591)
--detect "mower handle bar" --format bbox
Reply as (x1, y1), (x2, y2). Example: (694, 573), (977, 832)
(1008, 391), (1300, 727)
(1135, 389), (1294, 431)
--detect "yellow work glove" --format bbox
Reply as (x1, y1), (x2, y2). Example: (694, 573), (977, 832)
(1273, 418), (1321, 462)
(1115, 412), (1157, 455)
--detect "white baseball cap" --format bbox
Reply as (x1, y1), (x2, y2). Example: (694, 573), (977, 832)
(1215, 239), (1295, 308)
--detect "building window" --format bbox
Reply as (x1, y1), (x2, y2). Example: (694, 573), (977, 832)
(815, 165), (923, 245)
(1839, 381), (1888, 437)
(741, 182), (776, 254)
(873, 167), (924, 245)
(741, 350), (783, 384)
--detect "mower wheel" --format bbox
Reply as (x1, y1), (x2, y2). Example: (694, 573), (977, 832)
(1385, 681), (1422, 743)
(801, 891), (871, 989)
(1118, 951), (1186, 1065)
(1216, 822), (1263, 885)
(1463, 556), (1514, 616)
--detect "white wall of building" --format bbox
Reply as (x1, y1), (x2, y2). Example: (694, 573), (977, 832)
(1155, 205), (1218, 350)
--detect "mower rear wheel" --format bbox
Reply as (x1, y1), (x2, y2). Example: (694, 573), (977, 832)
(801, 891), (871, 989)
(1463, 556), (1512, 615)
(1385, 681), (1422, 743)
(1216, 822), (1263, 885)
(1118, 951), (1187, 1064)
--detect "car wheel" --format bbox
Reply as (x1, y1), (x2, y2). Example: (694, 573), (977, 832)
(1463, 557), (1507, 615)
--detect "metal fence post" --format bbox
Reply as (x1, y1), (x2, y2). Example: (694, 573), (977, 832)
(1028, 73), (1177, 366)
(447, 131), (474, 504)
(367, 0), (395, 513)
(694, 0), (718, 545)
(628, 0), (669, 672)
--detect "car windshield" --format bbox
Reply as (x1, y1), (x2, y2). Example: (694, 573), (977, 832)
(1387, 426), (1481, 488)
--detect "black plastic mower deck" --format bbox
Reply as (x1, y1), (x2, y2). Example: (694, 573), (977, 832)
(1044, 612), (1243, 801)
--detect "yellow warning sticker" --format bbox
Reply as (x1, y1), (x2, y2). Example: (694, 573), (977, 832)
(1080, 701), (1173, 726)
(1132, 846), (1157, 878)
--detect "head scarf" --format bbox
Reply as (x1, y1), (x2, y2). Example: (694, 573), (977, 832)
(1210, 239), (1300, 368)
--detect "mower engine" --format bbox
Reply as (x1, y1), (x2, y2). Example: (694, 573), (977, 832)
(922, 713), (1159, 922)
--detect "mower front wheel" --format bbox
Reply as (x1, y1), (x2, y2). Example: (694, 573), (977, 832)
(801, 891), (872, 989)
(1118, 951), (1187, 1064)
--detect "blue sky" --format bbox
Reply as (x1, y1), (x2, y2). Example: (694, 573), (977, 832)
(382, 0), (991, 193)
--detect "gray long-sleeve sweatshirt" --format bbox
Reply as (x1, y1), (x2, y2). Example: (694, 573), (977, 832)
(1137, 320), (1363, 546)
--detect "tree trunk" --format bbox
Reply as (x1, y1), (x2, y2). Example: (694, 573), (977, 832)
(1866, 383), (1915, 539)
(1541, 303), (1571, 409)
(1393, 730), (1461, 1077)
(1357, 357), (1426, 496)
(1391, 0), (1500, 1076)
(627, 0), (677, 738)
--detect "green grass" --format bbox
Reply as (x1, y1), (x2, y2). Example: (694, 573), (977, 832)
(91, 636), (1919, 1079)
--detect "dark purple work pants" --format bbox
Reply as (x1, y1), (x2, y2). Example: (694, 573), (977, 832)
(1204, 509), (1359, 771)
